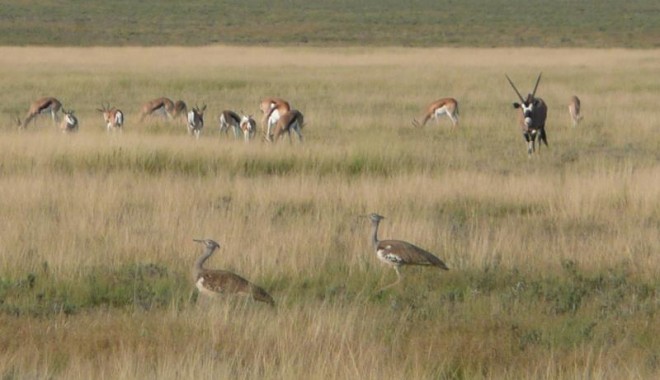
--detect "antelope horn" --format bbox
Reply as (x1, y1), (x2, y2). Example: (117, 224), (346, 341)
(531, 72), (542, 98)
(505, 74), (525, 103)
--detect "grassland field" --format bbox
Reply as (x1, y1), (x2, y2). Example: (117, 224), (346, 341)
(0, 46), (658, 379)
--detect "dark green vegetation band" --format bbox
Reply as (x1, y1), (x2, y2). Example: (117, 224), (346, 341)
(2, 0), (658, 48)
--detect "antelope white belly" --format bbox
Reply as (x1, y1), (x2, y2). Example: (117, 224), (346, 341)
(434, 106), (449, 118)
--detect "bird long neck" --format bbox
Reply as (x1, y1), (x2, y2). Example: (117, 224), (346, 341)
(370, 220), (380, 250)
(193, 246), (215, 279)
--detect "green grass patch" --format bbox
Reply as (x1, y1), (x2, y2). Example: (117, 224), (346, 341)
(1, 0), (658, 47)
(0, 263), (187, 316)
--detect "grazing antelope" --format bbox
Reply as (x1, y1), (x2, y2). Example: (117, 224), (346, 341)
(269, 109), (304, 143)
(239, 114), (257, 142)
(192, 239), (275, 306)
(187, 104), (206, 139)
(139, 97), (174, 122)
(366, 213), (449, 292)
(259, 97), (291, 139)
(219, 110), (242, 138)
(59, 108), (78, 133)
(97, 103), (124, 132)
(412, 97), (459, 128)
(17, 97), (62, 128)
(506, 73), (548, 156)
(568, 95), (583, 127)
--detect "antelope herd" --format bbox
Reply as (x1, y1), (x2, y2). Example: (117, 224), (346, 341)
(13, 75), (583, 154)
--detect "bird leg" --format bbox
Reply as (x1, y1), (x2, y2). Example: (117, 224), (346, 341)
(377, 267), (402, 292)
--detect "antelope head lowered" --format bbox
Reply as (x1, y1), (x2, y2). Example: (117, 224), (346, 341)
(506, 73), (548, 156)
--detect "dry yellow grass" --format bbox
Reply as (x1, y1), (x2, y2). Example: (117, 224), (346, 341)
(0, 47), (658, 379)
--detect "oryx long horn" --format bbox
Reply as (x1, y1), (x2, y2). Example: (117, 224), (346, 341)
(505, 74), (525, 103)
(531, 72), (542, 98)
(504, 74), (525, 103)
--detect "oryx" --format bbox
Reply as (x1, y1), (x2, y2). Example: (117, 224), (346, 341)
(506, 73), (548, 156)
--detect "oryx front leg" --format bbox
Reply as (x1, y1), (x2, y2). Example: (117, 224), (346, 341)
(524, 132), (535, 156)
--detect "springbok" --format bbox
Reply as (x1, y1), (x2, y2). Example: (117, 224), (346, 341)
(219, 110), (242, 138)
(239, 114), (257, 142)
(59, 108), (78, 133)
(269, 109), (304, 143)
(97, 103), (124, 132)
(187, 104), (206, 139)
(259, 97), (291, 139)
(412, 97), (459, 128)
(568, 95), (583, 127)
(139, 97), (174, 122)
(506, 73), (548, 156)
(17, 97), (62, 129)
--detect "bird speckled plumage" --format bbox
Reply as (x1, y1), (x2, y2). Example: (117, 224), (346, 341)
(192, 239), (275, 306)
(367, 213), (448, 290)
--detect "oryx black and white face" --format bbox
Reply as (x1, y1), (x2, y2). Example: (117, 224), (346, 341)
(514, 94), (541, 129)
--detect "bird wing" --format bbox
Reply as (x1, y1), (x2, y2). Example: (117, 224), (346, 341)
(199, 270), (252, 294)
(377, 240), (449, 270)
(198, 270), (275, 306)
